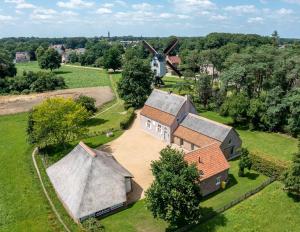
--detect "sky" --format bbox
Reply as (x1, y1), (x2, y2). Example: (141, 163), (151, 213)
(1, 0), (300, 38)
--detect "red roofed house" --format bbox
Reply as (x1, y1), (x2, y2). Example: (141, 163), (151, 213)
(140, 89), (242, 196)
(166, 55), (181, 75)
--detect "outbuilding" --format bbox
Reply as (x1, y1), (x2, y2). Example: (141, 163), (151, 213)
(47, 141), (133, 222)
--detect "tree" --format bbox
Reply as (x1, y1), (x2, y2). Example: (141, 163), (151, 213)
(0, 49), (16, 78)
(38, 48), (61, 71)
(103, 46), (122, 72)
(145, 146), (202, 227)
(284, 88), (300, 137)
(75, 95), (97, 115)
(35, 45), (45, 60)
(27, 97), (89, 148)
(272, 30), (280, 47)
(283, 141), (300, 196)
(195, 74), (212, 108)
(117, 58), (152, 108)
(238, 148), (252, 177)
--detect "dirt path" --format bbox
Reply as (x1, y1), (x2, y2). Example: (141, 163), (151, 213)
(0, 87), (114, 115)
(99, 111), (167, 203)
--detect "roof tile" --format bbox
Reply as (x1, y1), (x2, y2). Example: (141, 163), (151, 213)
(140, 105), (176, 126)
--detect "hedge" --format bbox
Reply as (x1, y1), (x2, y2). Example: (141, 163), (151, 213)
(120, 108), (135, 130)
(250, 151), (290, 180)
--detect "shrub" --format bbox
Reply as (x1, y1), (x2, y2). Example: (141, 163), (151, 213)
(120, 108), (135, 129)
(250, 151), (290, 179)
(82, 217), (104, 232)
(75, 95), (97, 114)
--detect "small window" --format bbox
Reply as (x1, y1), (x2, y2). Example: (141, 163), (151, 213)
(216, 176), (221, 186)
(231, 147), (234, 155)
(157, 124), (162, 134)
(229, 139), (232, 144)
(146, 120), (151, 129)
(180, 138), (183, 146)
(191, 144), (195, 150)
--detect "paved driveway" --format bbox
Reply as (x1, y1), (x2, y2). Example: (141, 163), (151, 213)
(99, 111), (167, 202)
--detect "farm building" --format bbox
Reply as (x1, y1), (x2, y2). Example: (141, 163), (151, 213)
(47, 142), (133, 222)
(140, 89), (242, 195)
(15, 52), (30, 63)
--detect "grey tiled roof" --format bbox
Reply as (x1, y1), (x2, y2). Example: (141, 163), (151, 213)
(46, 142), (133, 220)
(180, 113), (232, 142)
(145, 89), (186, 116)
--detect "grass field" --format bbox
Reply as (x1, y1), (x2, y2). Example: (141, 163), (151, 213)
(192, 182), (300, 232)
(16, 62), (110, 89)
(0, 113), (58, 232)
(200, 111), (298, 162)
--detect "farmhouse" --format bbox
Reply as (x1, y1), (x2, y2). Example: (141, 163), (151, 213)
(140, 89), (242, 195)
(15, 52), (30, 63)
(47, 142), (133, 222)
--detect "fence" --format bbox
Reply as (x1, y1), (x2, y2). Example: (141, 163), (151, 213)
(176, 177), (276, 232)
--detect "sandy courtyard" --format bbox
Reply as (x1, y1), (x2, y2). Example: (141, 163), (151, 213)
(0, 87), (114, 115)
(99, 111), (167, 202)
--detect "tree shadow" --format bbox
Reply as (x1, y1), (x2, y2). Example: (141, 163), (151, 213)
(85, 118), (108, 127)
(53, 70), (72, 75)
(287, 192), (300, 202)
(127, 180), (144, 204)
(243, 172), (259, 180)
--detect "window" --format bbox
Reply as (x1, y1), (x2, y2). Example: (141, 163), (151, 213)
(146, 120), (151, 129)
(216, 176), (221, 186)
(191, 144), (195, 150)
(157, 124), (162, 134)
(180, 138), (183, 146)
(231, 147), (234, 155)
(228, 139), (232, 144)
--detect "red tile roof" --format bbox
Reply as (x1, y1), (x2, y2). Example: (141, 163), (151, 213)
(167, 56), (181, 65)
(173, 125), (219, 148)
(184, 143), (230, 181)
(140, 105), (176, 126)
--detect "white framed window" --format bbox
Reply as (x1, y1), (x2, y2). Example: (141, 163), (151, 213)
(146, 120), (151, 129)
(157, 124), (162, 134)
(216, 176), (221, 186)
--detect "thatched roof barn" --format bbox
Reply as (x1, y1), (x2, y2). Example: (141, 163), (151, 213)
(47, 142), (133, 222)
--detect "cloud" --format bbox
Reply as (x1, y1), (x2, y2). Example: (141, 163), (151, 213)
(4, 0), (36, 9)
(210, 14), (228, 21)
(115, 0), (127, 7)
(57, 0), (94, 9)
(276, 8), (293, 15)
(224, 5), (257, 14)
(283, 0), (300, 4)
(173, 0), (216, 13)
(247, 17), (264, 24)
(30, 8), (57, 20)
(132, 3), (153, 11)
(96, 8), (112, 14)
(0, 14), (14, 22)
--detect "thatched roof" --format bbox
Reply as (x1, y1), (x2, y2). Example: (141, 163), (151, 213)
(47, 142), (133, 220)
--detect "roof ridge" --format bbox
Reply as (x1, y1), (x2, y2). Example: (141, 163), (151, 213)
(153, 88), (187, 100)
(187, 113), (232, 129)
(79, 141), (97, 157)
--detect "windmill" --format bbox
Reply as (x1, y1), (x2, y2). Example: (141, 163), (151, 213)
(142, 38), (182, 85)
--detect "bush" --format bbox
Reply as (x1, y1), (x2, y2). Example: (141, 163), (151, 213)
(120, 108), (135, 129)
(82, 217), (104, 232)
(75, 95), (97, 114)
(250, 151), (290, 179)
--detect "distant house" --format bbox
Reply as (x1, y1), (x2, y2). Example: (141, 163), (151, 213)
(50, 44), (65, 55)
(15, 52), (30, 63)
(140, 89), (242, 196)
(47, 142), (133, 222)
(166, 55), (181, 75)
(61, 48), (86, 63)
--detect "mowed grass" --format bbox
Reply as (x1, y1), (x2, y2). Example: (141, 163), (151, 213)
(192, 182), (300, 232)
(0, 113), (58, 232)
(200, 111), (298, 162)
(16, 62), (110, 89)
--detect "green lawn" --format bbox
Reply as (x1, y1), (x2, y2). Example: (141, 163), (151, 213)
(192, 182), (300, 232)
(16, 62), (110, 89)
(0, 113), (58, 232)
(201, 111), (298, 162)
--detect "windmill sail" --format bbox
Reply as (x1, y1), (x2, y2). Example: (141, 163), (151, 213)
(163, 39), (179, 55)
(166, 60), (182, 77)
(142, 40), (158, 55)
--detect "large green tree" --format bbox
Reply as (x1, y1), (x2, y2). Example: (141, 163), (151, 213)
(38, 48), (61, 71)
(103, 46), (122, 72)
(27, 97), (89, 148)
(0, 49), (16, 79)
(283, 141), (300, 196)
(196, 74), (212, 108)
(238, 148), (253, 177)
(117, 58), (152, 108)
(145, 146), (202, 226)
